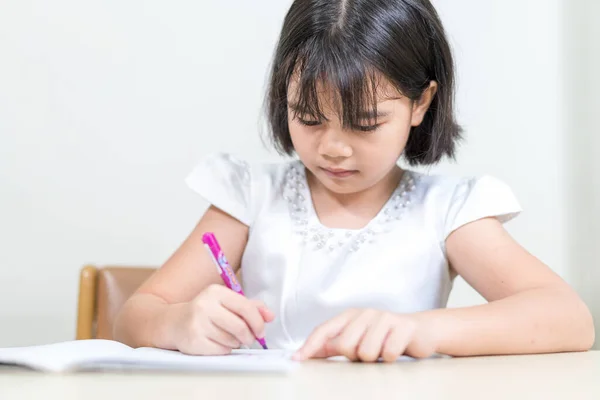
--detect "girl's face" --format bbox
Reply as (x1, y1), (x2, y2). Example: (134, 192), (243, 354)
(287, 76), (436, 195)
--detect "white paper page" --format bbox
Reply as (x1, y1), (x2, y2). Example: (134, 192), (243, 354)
(0, 340), (133, 372)
(81, 348), (297, 373)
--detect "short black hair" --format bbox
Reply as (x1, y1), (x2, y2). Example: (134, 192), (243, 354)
(266, 0), (462, 166)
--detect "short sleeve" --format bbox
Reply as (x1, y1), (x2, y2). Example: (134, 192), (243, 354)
(185, 153), (253, 226)
(443, 176), (522, 238)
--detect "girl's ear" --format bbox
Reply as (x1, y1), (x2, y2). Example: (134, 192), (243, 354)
(410, 81), (438, 127)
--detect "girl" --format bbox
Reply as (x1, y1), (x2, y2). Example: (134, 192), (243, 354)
(114, 0), (594, 362)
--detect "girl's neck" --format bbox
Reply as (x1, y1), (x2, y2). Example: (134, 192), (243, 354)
(306, 166), (404, 230)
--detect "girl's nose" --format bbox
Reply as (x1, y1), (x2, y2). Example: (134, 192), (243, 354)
(317, 129), (353, 159)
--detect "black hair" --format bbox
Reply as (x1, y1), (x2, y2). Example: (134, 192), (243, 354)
(266, 0), (462, 165)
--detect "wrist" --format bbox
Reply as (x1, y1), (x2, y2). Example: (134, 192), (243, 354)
(412, 309), (455, 355)
(151, 302), (185, 350)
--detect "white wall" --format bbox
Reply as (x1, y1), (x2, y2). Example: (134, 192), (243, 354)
(0, 0), (291, 346)
(0, 0), (594, 347)
(564, 0), (600, 348)
(432, 0), (568, 307)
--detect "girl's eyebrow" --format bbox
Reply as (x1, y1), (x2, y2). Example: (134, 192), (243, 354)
(357, 109), (391, 119)
(288, 102), (391, 119)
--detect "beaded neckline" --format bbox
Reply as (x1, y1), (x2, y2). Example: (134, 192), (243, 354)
(283, 162), (419, 253)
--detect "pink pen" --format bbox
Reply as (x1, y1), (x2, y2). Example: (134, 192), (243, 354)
(201, 232), (268, 350)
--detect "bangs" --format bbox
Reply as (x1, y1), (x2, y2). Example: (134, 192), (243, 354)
(284, 37), (390, 127)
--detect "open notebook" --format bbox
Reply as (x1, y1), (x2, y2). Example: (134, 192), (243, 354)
(0, 340), (297, 373)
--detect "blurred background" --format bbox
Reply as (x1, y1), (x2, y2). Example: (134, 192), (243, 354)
(0, 0), (598, 347)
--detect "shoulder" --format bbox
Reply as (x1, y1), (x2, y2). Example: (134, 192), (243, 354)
(410, 170), (522, 240)
(186, 152), (295, 185)
(185, 152), (297, 225)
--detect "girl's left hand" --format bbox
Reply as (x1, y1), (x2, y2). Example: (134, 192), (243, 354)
(293, 309), (439, 362)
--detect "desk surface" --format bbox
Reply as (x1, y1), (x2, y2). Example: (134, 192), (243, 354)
(1, 351), (599, 400)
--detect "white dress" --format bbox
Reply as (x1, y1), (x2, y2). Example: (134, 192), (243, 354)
(185, 153), (522, 350)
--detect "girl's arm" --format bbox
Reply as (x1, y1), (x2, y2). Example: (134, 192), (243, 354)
(419, 217), (594, 356)
(295, 217), (594, 361)
(113, 206), (268, 351)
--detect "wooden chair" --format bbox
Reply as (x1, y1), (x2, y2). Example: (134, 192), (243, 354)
(76, 265), (156, 340)
(76, 264), (243, 340)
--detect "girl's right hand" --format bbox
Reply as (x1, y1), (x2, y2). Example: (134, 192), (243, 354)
(167, 284), (274, 355)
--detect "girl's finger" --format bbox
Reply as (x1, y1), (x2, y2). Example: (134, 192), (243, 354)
(219, 291), (266, 339)
(201, 337), (233, 356)
(205, 321), (242, 349)
(211, 305), (256, 346)
(179, 336), (231, 356)
(328, 311), (375, 361)
(251, 300), (275, 322)
(381, 325), (413, 363)
(356, 315), (394, 362)
(293, 310), (356, 360)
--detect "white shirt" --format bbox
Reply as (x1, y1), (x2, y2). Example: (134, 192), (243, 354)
(185, 153), (521, 350)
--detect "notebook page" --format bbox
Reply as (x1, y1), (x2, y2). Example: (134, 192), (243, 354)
(0, 340), (133, 372)
(81, 348), (297, 373)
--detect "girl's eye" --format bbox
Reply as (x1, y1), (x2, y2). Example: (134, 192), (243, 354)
(296, 116), (380, 132)
(297, 118), (321, 127)
(355, 124), (381, 132)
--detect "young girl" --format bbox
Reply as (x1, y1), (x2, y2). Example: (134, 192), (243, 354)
(114, 0), (594, 362)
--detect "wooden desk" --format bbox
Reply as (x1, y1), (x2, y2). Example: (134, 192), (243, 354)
(0, 351), (598, 400)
